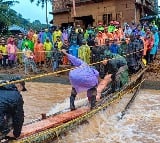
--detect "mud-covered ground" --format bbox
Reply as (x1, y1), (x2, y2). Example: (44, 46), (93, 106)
(142, 50), (160, 90)
(0, 64), (70, 85)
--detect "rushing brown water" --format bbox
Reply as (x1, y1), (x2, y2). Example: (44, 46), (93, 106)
(22, 82), (85, 123)
(22, 82), (160, 143)
(55, 89), (160, 143)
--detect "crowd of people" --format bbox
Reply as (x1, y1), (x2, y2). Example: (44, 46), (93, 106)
(0, 21), (159, 74)
(0, 20), (159, 75)
(0, 19), (159, 141)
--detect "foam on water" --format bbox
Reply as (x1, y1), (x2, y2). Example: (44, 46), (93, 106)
(54, 90), (160, 143)
(47, 97), (88, 116)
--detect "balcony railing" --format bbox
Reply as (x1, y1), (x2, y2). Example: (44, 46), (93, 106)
(53, 0), (70, 11)
(66, 0), (93, 6)
(53, 0), (104, 13)
(53, 8), (70, 14)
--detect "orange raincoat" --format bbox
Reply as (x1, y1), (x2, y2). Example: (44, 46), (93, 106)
(34, 42), (45, 63)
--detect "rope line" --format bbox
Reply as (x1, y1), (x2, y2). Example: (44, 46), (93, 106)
(0, 50), (144, 87)
(9, 41), (130, 54)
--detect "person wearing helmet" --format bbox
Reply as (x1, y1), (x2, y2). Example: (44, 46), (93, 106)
(108, 21), (116, 33)
(101, 50), (128, 93)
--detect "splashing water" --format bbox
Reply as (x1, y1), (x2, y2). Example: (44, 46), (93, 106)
(23, 82), (88, 123)
(53, 90), (160, 143)
(23, 82), (160, 143)
(47, 97), (88, 116)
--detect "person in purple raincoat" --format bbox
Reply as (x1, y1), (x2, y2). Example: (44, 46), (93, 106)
(61, 49), (99, 110)
(62, 29), (69, 43)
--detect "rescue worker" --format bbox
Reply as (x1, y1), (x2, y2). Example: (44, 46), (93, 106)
(102, 50), (129, 93)
(0, 77), (27, 140)
(118, 38), (128, 56)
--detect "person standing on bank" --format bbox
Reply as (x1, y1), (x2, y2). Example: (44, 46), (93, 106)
(0, 77), (27, 140)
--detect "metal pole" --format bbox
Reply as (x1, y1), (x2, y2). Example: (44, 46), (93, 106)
(135, 4), (137, 23)
(46, 0), (49, 28)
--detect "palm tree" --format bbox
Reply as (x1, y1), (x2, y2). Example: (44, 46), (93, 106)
(30, 0), (52, 27)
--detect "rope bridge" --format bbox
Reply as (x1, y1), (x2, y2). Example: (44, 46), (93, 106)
(12, 70), (146, 143)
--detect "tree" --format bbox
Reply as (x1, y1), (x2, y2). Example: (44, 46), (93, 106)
(0, 0), (19, 33)
(30, 0), (52, 28)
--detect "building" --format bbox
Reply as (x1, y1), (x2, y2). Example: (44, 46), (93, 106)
(50, 0), (158, 28)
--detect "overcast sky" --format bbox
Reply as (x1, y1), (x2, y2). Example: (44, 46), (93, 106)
(12, 0), (53, 24)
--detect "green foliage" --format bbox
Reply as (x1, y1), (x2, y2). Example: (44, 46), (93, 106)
(0, 0), (49, 34)
(31, 20), (48, 31)
(29, 0), (52, 27)
(0, 0), (19, 33)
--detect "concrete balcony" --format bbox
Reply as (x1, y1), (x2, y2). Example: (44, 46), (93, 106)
(66, 0), (95, 7)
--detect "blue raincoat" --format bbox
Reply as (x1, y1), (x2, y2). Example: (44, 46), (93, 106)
(150, 32), (159, 55)
(109, 43), (119, 54)
(69, 44), (80, 58)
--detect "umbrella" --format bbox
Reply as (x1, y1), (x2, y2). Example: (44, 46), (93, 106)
(140, 15), (156, 21)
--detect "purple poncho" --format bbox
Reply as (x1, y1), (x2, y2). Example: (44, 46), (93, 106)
(67, 54), (99, 93)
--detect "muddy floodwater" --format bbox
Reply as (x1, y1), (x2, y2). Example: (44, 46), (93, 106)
(22, 82), (160, 143)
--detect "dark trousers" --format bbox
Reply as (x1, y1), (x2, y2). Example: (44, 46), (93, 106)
(0, 116), (12, 140)
(0, 59), (2, 66)
(145, 50), (151, 64)
(8, 60), (14, 68)
(70, 87), (96, 110)
(70, 88), (77, 110)
(2, 55), (8, 67)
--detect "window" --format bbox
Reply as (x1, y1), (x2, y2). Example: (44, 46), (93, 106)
(116, 12), (122, 21)
(103, 14), (112, 25)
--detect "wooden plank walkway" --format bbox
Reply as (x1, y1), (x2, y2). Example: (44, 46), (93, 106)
(19, 107), (89, 139)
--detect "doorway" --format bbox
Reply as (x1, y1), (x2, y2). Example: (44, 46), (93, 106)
(74, 15), (94, 29)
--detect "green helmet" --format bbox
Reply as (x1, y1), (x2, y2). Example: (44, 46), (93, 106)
(103, 50), (112, 59)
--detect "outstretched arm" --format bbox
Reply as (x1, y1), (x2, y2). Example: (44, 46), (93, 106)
(96, 74), (112, 101)
(61, 49), (85, 67)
